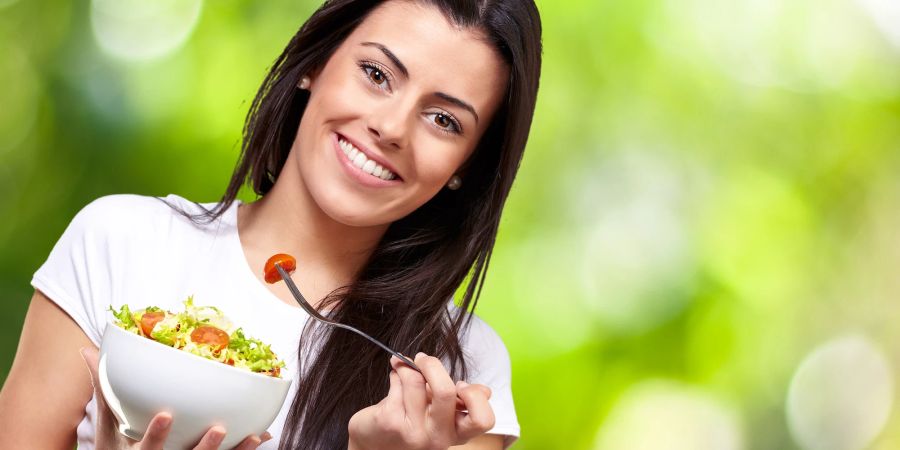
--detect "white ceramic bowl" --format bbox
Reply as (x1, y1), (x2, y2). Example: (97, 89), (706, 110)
(98, 324), (292, 449)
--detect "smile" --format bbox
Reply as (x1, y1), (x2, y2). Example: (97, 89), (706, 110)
(337, 136), (398, 181)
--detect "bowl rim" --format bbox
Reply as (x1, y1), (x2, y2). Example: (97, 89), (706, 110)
(103, 323), (293, 384)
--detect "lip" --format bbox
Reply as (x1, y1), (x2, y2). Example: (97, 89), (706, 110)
(332, 132), (403, 187)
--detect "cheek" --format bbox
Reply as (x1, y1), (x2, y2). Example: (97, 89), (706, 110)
(316, 63), (376, 114)
(411, 142), (472, 185)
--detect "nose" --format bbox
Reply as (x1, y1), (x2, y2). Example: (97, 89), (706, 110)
(366, 99), (412, 150)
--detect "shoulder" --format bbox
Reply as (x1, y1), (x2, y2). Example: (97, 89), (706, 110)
(452, 307), (513, 386)
(74, 193), (209, 223)
(72, 194), (173, 229)
(70, 194), (214, 239)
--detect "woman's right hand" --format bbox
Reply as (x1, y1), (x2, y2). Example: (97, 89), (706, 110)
(79, 347), (271, 450)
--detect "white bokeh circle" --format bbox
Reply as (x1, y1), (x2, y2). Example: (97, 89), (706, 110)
(91, 0), (203, 62)
(787, 334), (894, 450)
(594, 379), (744, 450)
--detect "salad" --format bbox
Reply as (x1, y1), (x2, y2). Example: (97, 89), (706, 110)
(109, 297), (286, 378)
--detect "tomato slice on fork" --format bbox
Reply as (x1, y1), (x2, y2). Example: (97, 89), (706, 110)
(264, 253), (297, 284)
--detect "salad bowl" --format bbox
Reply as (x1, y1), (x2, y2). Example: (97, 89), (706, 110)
(98, 323), (292, 449)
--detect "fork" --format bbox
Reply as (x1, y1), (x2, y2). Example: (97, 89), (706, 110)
(274, 264), (422, 373)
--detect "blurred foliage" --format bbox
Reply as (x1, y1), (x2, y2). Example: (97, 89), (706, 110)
(3, 0), (900, 449)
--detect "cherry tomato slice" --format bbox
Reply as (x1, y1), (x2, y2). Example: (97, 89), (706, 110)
(140, 311), (166, 338)
(190, 326), (230, 351)
(264, 253), (297, 284)
(260, 366), (281, 378)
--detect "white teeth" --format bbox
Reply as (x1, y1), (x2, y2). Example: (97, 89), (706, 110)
(338, 137), (397, 181)
(352, 152), (367, 168)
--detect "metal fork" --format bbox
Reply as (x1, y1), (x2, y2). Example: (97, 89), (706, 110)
(274, 264), (422, 372)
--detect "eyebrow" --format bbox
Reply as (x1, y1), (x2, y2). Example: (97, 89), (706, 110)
(361, 41), (408, 77)
(361, 41), (480, 124)
(435, 92), (479, 124)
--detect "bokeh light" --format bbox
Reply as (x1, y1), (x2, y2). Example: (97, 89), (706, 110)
(857, 0), (900, 49)
(787, 334), (894, 450)
(91, 0), (203, 62)
(577, 150), (699, 333)
(593, 380), (744, 450)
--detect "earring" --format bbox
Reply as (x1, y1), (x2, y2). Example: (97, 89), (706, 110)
(298, 76), (311, 90)
(447, 175), (462, 190)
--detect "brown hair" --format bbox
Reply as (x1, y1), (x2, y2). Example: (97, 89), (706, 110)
(197, 0), (541, 448)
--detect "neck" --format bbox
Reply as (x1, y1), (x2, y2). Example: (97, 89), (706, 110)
(237, 160), (388, 306)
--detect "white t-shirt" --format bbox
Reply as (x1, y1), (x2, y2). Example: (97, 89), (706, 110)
(31, 194), (520, 449)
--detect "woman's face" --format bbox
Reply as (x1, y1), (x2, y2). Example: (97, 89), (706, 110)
(291, 0), (508, 227)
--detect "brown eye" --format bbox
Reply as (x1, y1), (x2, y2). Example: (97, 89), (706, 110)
(368, 68), (386, 85)
(360, 63), (391, 91)
(435, 114), (451, 128)
(426, 112), (460, 134)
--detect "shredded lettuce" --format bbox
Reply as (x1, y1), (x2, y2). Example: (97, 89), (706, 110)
(108, 298), (285, 378)
(108, 304), (139, 334)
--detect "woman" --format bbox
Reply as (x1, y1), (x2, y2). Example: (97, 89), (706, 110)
(0, 0), (542, 448)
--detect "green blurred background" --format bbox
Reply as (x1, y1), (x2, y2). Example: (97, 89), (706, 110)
(3, 0), (900, 449)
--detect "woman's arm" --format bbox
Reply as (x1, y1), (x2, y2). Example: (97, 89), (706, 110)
(0, 290), (95, 449)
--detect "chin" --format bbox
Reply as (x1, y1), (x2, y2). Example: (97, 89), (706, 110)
(313, 185), (398, 228)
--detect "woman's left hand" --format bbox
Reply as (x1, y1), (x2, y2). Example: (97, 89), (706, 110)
(348, 353), (496, 450)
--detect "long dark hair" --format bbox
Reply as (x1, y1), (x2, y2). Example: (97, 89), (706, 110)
(200, 1), (541, 448)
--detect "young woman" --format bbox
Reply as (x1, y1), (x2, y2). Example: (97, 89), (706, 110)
(0, 0), (542, 449)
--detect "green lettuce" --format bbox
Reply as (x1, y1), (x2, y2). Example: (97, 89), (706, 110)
(108, 297), (286, 377)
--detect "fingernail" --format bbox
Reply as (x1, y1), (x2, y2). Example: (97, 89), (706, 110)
(261, 431), (272, 442)
(457, 380), (469, 388)
(211, 427), (226, 445)
(415, 352), (426, 359)
(158, 415), (172, 429)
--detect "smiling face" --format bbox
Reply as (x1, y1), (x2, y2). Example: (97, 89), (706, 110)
(289, 0), (508, 228)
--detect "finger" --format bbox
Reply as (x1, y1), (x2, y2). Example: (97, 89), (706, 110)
(454, 382), (496, 443)
(139, 412), (174, 450)
(192, 425), (226, 450)
(392, 355), (427, 424)
(415, 353), (456, 436)
(233, 434), (263, 450)
(384, 368), (404, 412)
(470, 383), (491, 400)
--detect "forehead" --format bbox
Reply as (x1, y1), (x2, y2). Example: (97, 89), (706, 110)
(344, 1), (508, 117)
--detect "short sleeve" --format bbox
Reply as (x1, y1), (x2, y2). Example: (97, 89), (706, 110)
(460, 314), (521, 448)
(30, 196), (133, 346)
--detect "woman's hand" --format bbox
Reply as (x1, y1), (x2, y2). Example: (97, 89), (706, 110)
(79, 347), (271, 450)
(347, 353), (496, 450)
